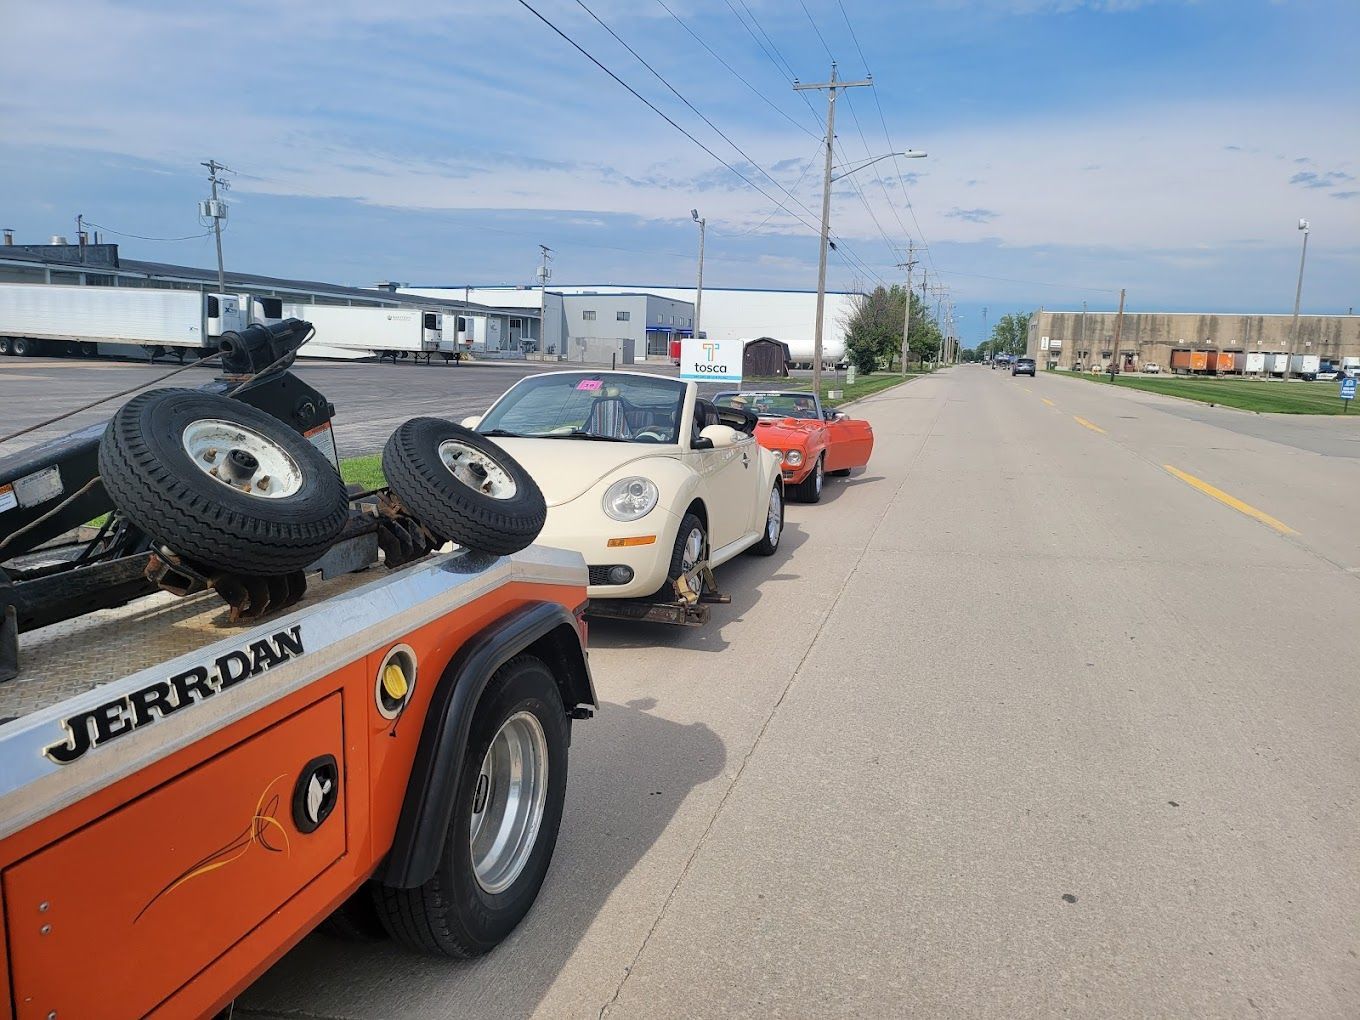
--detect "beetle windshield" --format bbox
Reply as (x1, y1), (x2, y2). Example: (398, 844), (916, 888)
(478, 373), (687, 444)
(714, 391), (820, 420)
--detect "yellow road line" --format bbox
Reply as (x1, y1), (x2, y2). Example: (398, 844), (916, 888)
(1042, 397), (1057, 407)
(1073, 415), (1106, 434)
(1163, 465), (1297, 535)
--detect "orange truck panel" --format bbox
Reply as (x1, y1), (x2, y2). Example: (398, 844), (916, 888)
(0, 553), (589, 1020)
(5, 695), (347, 1020)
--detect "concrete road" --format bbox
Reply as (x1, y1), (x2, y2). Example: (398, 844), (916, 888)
(233, 365), (1359, 1019)
(0, 357), (553, 459)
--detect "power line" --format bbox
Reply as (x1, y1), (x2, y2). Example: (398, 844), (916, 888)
(723, 0), (798, 84)
(571, 0), (825, 232)
(79, 219), (213, 242)
(725, 144), (823, 236)
(517, 0), (887, 286)
(653, 0), (820, 143)
(797, 0), (836, 61)
(835, 0), (940, 281)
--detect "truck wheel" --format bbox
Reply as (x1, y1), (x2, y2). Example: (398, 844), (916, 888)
(749, 485), (783, 556)
(382, 417), (546, 556)
(0, 337), (11, 356)
(790, 455), (824, 503)
(98, 388), (349, 575)
(12, 337), (34, 357)
(375, 655), (568, 958)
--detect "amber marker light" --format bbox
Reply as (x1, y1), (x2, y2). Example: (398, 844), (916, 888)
(607, 536), (657, 547)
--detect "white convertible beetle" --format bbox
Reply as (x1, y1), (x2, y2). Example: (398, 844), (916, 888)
(462, 371), (784, 608)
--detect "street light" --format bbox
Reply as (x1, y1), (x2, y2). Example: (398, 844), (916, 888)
(809, 149), (927, 397)
(691, 209), (705, 345)
(831, 151), (926, 182)
(1283, 218), (1310, 381)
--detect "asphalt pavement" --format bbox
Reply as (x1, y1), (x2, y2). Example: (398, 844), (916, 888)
(230, 365), (1360, 1019)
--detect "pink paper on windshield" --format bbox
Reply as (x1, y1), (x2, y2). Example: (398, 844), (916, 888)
(576, 379), (603, 391)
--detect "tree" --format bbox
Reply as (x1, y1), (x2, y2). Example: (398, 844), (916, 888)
(989, 312), (1031, 356)
(842, 285), (943, 372)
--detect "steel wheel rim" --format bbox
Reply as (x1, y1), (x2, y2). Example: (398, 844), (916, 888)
(766, 488), (782, 545)
(439, 439), (517, 499)
(181, 419), (303, 499)
(813, 458), (823, 495)
(680, 525), (705, 594)
(469, 711), (548, 894)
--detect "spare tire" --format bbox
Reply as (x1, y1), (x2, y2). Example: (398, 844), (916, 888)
(98, 388), (349, 575)
(382, 418), (546, 556)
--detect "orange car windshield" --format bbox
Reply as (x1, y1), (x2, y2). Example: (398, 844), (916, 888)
(714, 392), (820, 420)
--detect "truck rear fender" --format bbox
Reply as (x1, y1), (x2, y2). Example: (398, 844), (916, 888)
(377, 600), (594, 889)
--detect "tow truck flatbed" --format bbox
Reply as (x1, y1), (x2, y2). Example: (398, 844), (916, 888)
(0, 546), (594, 1019)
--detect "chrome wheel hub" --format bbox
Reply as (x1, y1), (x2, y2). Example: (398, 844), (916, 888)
(469, 711), (548, 894)
(766, 488), (782, 545)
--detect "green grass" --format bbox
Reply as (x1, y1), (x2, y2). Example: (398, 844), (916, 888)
(340, 454), (386, 489)
(1060, 371), (1357, 415)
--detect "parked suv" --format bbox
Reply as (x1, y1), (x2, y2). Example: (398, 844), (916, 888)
(1012, 357), (1036, 377)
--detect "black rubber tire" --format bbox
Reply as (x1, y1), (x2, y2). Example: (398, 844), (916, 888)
(98, 388), (349, 575)
(0, 337), (11, 356)
(382, 417), (546, 556)
(829, 467), (852, 477)
(374, 655), (568, 958)
(12, 337), (34, 357)
(663, 511), (707, 595)
(749, 485), (783, 556)
(790, 454), (824, 504)
(318, 886), (389, 942)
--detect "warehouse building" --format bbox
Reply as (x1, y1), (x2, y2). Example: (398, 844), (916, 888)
(0, 237), (542, 353)
(404, 284), (857, 364)
(400, 286), (694, 360)
(1027, 309), (1360, 373)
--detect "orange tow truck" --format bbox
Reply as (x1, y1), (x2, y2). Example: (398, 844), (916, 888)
(0, 321), (595, 1018)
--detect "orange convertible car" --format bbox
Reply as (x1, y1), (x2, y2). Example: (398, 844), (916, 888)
(713, 390), (873, 503)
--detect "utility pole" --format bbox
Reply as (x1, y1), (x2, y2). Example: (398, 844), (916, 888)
(1079, 300), (1087, 369)
(690, 209), (706, 341)
(1111, 288), (1126, 371)
(795, 63), (872, 399)
(1283, 219), (1310, 381)
(537, 245), (553, 356)
(981, 305), (988, 359)
(200, 160), (230, 296)
(896, 240), (918, 374)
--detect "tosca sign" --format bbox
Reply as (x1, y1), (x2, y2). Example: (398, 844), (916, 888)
(679, 338), (743, 383)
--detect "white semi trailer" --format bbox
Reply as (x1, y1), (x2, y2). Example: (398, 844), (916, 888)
(0, 283), (247, 359)
(280, 303), (456, 363)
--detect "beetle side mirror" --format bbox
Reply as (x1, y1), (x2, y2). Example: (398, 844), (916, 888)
(460, 415), (482, 429)
(699, 424), (740, 449)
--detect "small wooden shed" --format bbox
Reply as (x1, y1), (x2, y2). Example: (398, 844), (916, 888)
(742, 336), (792, 378)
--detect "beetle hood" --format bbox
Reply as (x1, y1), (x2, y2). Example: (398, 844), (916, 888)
(487, 437), (674, 507)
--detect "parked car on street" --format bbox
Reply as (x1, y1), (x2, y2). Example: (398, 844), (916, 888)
(460, 372), (784, 622)
(713, 390), (874, 503)
(1141, 362), (1162, 374)
(1012, 357), (1036, 377)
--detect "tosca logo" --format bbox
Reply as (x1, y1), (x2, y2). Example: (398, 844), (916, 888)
(693, 342), (728, 373)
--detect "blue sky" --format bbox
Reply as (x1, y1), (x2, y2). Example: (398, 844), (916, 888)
(2, 0), (1357, 345)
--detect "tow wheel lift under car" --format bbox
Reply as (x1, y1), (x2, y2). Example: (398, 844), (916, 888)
(584, 561), (730, 626)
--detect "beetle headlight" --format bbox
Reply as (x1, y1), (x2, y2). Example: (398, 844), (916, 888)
(603, 476), (659, 521)
(784, 450), (804, 467)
